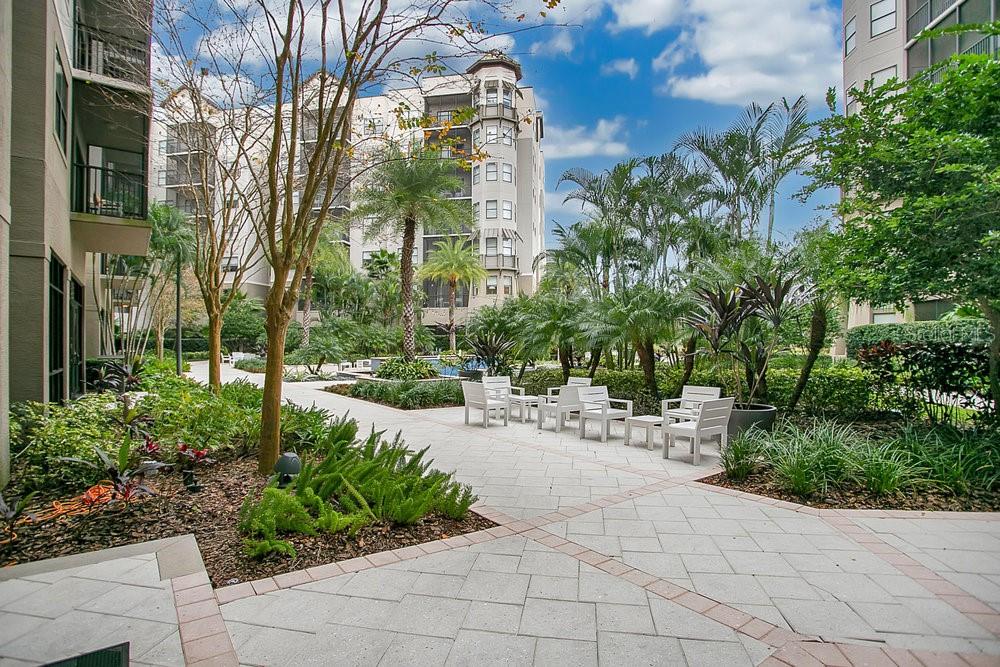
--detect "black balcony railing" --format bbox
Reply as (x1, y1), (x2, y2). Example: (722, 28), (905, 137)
(962, 35), (998, 56)
(161, 169), (215, 187)
(75, 22), (149, 87)
(73, 164), (147, 220)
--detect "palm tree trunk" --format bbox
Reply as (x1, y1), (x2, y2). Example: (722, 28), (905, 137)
(679, 335), (697, 388)
(400, 218), (417, 361)
(766, 190), (777, 248)
(788, 300), (828, 412)
(448, 278), (457, 351)
(559, 345), (571, 384)
(588, 345), (601, 378)
(635, 336), (659, 398)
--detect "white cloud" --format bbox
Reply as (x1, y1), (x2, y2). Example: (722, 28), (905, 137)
(651, 0), (841, 106)
(600, 58), (639, 79)
(529, 30), (574, 57)
(544, 116), (630, 160)
(545, 190), (596, 220)
(607, 0), (684, 34)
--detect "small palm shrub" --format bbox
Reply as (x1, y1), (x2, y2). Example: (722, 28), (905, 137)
(375, 357), (437, 381)
(720, 431), (764, 482)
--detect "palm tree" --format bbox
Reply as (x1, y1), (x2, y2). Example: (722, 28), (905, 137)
(418, 236), (487, 350)
(526, 291), (583, 383)
(762, 96), (812, 247)
(352, 145), (469, 360)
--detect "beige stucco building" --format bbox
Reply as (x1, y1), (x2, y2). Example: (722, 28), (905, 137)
(0, 0), (153, 485)
(840, 0), (997, 331)
(150, 54), (546, 331)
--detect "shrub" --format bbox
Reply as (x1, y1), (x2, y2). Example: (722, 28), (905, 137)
(767, 365), (874, 418)
(889, 426), (1000, 495)
(374, 357), (437, 381)
(846, 319), (992, 357)
(852, 443), (916, 496)
(756, 420), (859, 498)
(348, 380), (462, 409)
(234, 357), (267, 373)
(183, 351), (211, 361)
(720, 431), (764, 481)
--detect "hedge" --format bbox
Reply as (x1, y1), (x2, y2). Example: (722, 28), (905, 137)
(846, 320), (992, 357)
(516, 364), (875, 418)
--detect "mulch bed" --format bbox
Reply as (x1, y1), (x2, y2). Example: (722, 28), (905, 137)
(701, 471), (1000, 512)
(0, 458), (494, 587)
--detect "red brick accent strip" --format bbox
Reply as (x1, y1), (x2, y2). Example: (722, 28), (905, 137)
(171, 572), (239, 667)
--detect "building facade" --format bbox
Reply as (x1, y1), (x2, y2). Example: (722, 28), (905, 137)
(841, 0), (999, 330)
(150, 54), (546, 330)
(1, 0), (152, 485)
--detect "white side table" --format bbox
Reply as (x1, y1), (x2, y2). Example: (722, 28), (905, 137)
(624, 415), (664, 450)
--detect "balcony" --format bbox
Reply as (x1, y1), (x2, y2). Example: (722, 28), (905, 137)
(476, 104), (517, 121)
(74, 22), (149, 89)
(71, 164), (151, 255)
(163, 137), (211, 155)
(161, 169), (215, 188)
(963, 35), (999, 56)
(482, 254), (518, 270)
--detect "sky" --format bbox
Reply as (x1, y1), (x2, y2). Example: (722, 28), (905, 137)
(498, 0), (845, 247)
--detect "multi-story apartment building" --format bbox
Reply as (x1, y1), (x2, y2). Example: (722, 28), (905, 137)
(150, 53), (546, 329)
(0, 0), (153, 485)
(841, 0), (999, 330)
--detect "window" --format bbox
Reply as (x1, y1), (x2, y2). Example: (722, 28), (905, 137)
(54, 52), (68, 152)
(49, 255), (66, 402)
(69, 279), (84, 398)
(473, 128), (481, 146)
(502, 200), (513, 220)
(222, 255), (240, 272)
(845, 16), (857, 55)
(846, 83), (858, 115)
(485, 237), (498, 256)
(486, 125), (498, 144)
(870, 0), (895, 37)
(502, 237), (514, 256)
(871, 65), (897, 88)
(486, 276), (497, 295)
(485, 84), (498, 105)
(486, 162), (498, 181)
(503, 276), (513, 296)
(436, 110), (452, 123)
(502, 85), (513, 108)
(473, 202), (480, 220)
(364, 117), (384, 135)
(472, 165), (480, 184)
(872, 311), (897, 325)
(486, 200), (497, 219)
(502, 163), (513, 183)
(362, 250), (374, 266)
(439, 145), (452, 159)
(501, 125), (514, 146)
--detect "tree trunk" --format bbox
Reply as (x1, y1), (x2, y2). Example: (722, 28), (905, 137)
(206, 311), (222, 393)
(400, 218), (417, 361)
(448, 278), (457, 351)
(788, 300), (828, 412)
(559, 345), (571, 384)
(302, 266), (313, 346)
(635, 337), (659, 398)
(766, 190), (776, 248)
(979, 299), (1000, 416)
(155, 327), (164, 360)
(679, 335), (697, 388)
(259, 295), (291, 474)
(588, 346), (601, 378)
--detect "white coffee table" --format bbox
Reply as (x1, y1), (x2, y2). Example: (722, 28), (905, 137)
(624, 415), (664, 450)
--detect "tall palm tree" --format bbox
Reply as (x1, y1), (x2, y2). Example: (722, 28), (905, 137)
(418, 236), (487, 350)
(352, 145), (469, 360)
(762, 96), (812, 247)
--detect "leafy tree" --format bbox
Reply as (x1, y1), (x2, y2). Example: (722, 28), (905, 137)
(352, 145), (470, 361)
(220, 292), (265, 352)
(805, 23), (1000, 413)
(418, 237), (487, 350)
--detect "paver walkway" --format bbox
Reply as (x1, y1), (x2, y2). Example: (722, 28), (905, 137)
(194, 364), (1000, 666)
(3, 362), (998, 666)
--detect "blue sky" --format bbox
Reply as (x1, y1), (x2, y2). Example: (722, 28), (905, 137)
(499, 0), (845, 246)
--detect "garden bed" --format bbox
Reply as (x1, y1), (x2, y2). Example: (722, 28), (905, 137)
(701, 471), (1000, 512)
(326, 380), (464, 410)
(0, 458), (494, 586)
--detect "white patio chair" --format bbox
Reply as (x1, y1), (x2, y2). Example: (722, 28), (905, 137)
(661, 385), (721, 423)
(462, 381), (509, 428)
(483, 376), (539, 423)
(578, 386), (633, 443)
(537, 385), (582, 433)
(221, 351), (233, 365)
(546, 376), (593, 398)
(662, 397), (734, 464)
